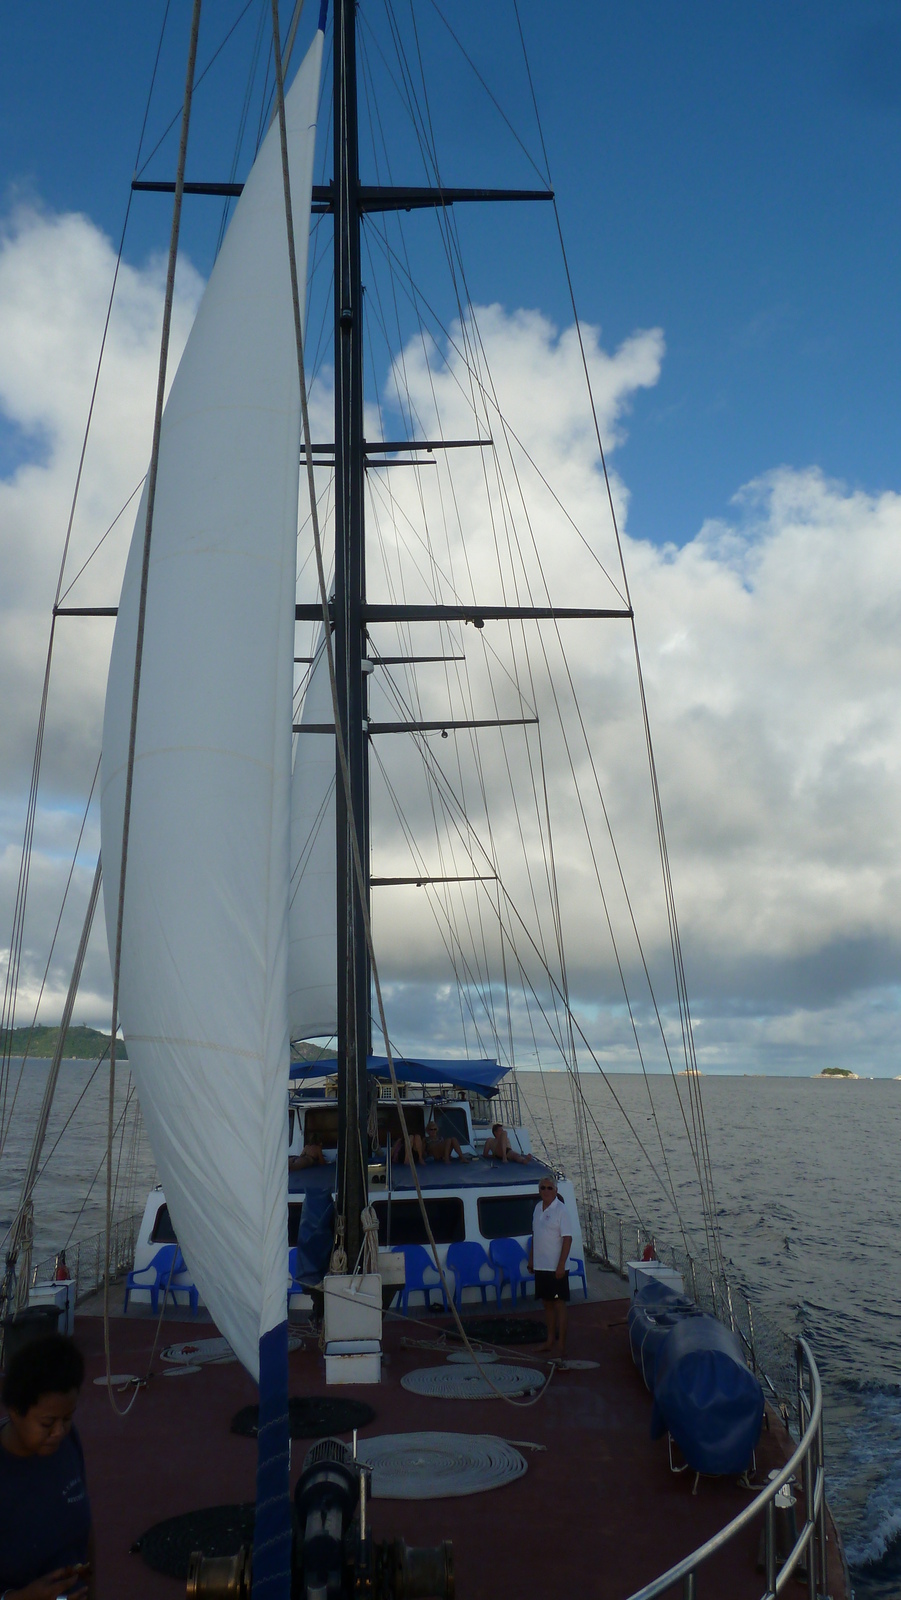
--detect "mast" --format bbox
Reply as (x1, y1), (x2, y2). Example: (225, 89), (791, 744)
(333, 0), (370, 1264)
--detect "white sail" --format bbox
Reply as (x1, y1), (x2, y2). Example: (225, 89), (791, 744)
(100, 33), (323, 1380)
(289, 631), (337, 1041)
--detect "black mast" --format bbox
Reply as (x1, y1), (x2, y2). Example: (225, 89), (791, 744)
(333, 0), (370, 1266)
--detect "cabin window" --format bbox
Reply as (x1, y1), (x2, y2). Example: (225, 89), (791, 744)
(153, 1201), (305, 1246)
(477, 1194), (536, 1240)
(431, 1106), (469, 1143)
(303, 1106), (340, 1147)
(372, 1197), (464, 1246)
(150, 1203), (178, 1243)
(376, 1105), (425, 1144)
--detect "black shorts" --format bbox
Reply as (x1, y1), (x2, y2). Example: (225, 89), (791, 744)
(534, 1269), (570, 1303)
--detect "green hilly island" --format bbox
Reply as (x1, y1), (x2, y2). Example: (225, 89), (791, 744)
(1, 1024), (126, 1061)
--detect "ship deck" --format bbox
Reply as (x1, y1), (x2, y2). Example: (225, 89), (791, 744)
(288, 1154), (553, 1195)
(72, 1268), (849, 1600)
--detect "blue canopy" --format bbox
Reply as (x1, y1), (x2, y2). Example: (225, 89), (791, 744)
(289, 1054), (509, 1098)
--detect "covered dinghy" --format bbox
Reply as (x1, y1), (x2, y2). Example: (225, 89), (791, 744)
(649, 1313), (765, 1476)
(628, 1281), (701, 1390)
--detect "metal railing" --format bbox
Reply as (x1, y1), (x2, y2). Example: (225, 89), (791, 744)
(583, 1201), (782, 1393)
(623, 1338), (829, 1600)
(30, 1211), (142, 1306)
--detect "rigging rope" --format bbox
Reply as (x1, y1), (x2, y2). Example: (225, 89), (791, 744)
(103, 0), (204, 1418)
(273, 18), (556, 1410)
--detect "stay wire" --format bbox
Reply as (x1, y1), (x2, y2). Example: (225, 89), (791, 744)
(104, 0), (204, 1418)
(274, 12), (553, 1408)
(1, 0), (170, 1170)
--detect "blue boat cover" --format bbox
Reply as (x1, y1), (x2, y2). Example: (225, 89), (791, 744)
(289, 1055), (509, 1097)
(627, 1292), (702, 1389)
(293, 1188), (334, 1284)
(649, 1313), (765, 1475)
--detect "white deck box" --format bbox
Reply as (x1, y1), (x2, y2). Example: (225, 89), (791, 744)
(323, 1273), (382, 1343)
(378, 1250), (405, 1289)
(627, 1260), (685, 1302)
(29, 1280), (74, 1335)
(325, 1339), (381, 1385)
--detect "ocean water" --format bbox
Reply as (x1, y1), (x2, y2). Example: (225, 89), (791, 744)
(518, 1071), (901, 1600)
(2, 1060), (898, 1597)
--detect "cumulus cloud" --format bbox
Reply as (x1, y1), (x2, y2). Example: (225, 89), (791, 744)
(2, 201), (900, 1074)
(0, 204), (201, 1024)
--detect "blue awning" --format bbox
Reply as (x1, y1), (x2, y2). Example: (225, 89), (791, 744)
(289, 1054), (509, 1098)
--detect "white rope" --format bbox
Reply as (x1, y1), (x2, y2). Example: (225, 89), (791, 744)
(329, 1214), (348, 1276)
(361, 1205), (380, 1276)
(353, 1431), (527, 1499)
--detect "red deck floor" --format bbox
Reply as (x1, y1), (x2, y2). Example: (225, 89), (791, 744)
(73, 1297), (847, 1599)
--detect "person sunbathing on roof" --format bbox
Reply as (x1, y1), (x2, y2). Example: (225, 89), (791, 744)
(391, 1131), (426, 1165)
(424, 1119), (471, 1163)
(482, 1122), (532, 1163)
(289, 1135), (326, 1171)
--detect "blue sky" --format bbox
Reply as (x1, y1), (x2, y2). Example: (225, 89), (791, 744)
(2, 3), (901, 1074)
(2, 2), (900, 548)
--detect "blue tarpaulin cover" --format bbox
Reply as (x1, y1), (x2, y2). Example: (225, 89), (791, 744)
(293, 1188), (334, 1285)
(627, 1282), (703, 1389)
(289, 1055), (509, 1098)
(649, 1312), (765, 1475)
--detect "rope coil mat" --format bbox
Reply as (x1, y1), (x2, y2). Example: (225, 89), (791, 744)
(135, 1505), (254, 1578)
(231, 1396), (375, 1438)
(354, 1432), (527, 1498)
(161, 1335), (302, 1367)
(457, 1315), (547, 1345)
(401, 1363), (545, 1400)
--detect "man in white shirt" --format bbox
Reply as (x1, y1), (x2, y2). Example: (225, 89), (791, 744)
(528, 1176), (573, 1357)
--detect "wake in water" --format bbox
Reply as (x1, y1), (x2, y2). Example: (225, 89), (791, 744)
(827, 1381), (901, 1599)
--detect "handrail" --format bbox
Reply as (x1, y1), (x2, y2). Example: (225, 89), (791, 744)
(624, 1337), (828, 1600)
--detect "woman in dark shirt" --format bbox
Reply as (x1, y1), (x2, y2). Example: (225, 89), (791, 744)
(0, 1334), (93, 1600)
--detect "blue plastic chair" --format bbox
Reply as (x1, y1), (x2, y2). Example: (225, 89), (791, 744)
(390, 1243), (449, 1314)
(488, 1237), (534, 1305)
(288, 1246), (304, 1299)
(124, 1245), (198, 1314)
(568, 1255), (589, 1299)
(445, 1241), (498, 1310)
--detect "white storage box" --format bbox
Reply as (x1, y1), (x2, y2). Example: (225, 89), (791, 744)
(627, 1260), (685, 1302)
(325, 1339), (381, 1385)
(378, 1250), (405, 1289)
(323, 1273), (382, 1343)
(29, 1280), (74, 1335)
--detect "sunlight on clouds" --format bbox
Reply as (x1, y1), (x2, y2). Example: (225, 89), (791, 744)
(2, 203), (901, 1069)
(0, 204), (201, 794)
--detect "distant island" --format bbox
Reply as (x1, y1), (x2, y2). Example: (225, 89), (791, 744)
(0, 1024), (127, 1061)
(816, 1067), (858, 1079)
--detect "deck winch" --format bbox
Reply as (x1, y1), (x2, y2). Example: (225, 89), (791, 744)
(186, 1437), (454, 1600)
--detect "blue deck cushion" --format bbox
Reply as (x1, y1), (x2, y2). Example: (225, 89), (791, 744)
(289, 1155), (554, 1195)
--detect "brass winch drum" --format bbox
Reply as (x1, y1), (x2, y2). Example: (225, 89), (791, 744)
(186, 1546), (252, 1600)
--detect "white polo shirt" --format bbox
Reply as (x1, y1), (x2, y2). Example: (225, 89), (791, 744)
(532, 1195), (574, 1271)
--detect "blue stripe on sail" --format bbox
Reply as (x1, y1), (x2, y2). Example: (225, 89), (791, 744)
(318, 0), (329, 33)
(253, 1320), (291, 1599)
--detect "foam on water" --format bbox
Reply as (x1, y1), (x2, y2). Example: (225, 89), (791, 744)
(828, 1383), (901, 1577)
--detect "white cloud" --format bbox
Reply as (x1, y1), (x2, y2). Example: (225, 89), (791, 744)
(2, 202), (901, 1074)
(0, 205), (201, 795)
